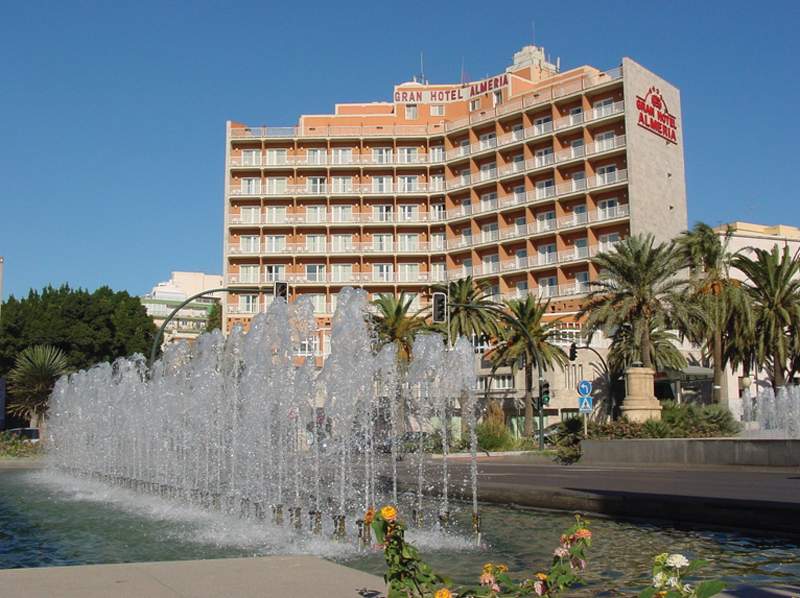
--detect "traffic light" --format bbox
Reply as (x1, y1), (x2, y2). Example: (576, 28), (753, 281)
(432, 292), (447, 324)
(540, 381), (551, 406)
(569, 342), (578, 361)
(274, 281), (289, 300)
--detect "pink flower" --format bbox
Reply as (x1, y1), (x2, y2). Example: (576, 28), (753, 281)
(479, 572), (496, 587)
(533, 580), (546, 596)
(491, 583), (500, 592)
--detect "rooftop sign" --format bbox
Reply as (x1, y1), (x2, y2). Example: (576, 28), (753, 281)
(394, 73), (509, 104)
(636, 86), (678, 144)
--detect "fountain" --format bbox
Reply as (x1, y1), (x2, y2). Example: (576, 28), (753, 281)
(44, 288), (479, 546)
(741, 385), (800, 438)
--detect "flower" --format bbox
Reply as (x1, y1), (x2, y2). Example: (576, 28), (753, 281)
(364, 507), (375, 525)
(653, 572), (668, 588)
(479, 572), (496, 587)
(533, 580), (546, 596)
(573, 528), (592, 540)
(535, 572), (548, 581)
(380, 505), (397, 522)
(665, 553), (690, 569)
(491, 583), (500, 593)
(482, 563), (494, 573)
(553, 547), (569, 558)
(496, 564), (508, 573)
(434, 588), (452, 598)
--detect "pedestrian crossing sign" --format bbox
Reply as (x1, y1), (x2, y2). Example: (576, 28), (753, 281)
(578, 396), (593, 414)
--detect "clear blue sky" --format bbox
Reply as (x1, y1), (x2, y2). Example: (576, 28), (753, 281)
(1, 0), (798, 300)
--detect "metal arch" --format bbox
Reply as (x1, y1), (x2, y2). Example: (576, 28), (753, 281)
(148, 287), (232, 368)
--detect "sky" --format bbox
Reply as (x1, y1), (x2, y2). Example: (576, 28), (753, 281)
(1, 0), (799, 300)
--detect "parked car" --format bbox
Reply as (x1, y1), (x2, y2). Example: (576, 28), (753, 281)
(5, 428), (40, 444)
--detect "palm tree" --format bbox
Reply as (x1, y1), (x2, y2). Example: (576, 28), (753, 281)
(489, 296), (568, 437)
(370, 293), (427, 363)
(733, 245), (800, 388)
(678, 223), (750, 402)
(7, 345), (71, 428)
(607, 320), (687, 377)
(431, 277), (501, 344)
(580, 234), (699, 370)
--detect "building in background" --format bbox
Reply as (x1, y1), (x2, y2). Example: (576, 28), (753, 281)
(221, 45), (688, 426)
(716, 222), (800, 411)
(141, 272), (223, 346)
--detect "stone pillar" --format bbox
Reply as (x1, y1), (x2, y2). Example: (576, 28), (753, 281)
(621, 367), (661, 422)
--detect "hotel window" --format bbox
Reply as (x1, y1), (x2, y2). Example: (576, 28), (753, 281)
(307, 176), (326, 193)
(571, 170), (587, 192)
(515, 280), (529, 297)
(331, 204), (353, 223)
(398, 233), (419, 250)
(332, 147), (353, 165)
(470, 98), (480, 112)
(535, 178), (555, 199)
(265, 177), (286, 194)
(574, 237), (589, 259)
(307, 293), (326, 314)
(538, 276), (558, 297)
(307, 148), (325, 165)
(305, 204), (325, 223)
(331, 234), (353, 252)
(510, 154), (525, 172)
(264, 235), (285, 252)
(240, 235), (260, 253)
(480, 191), (497, 211)
(511, 123), (524, 141)
(575, 271), (590, 292)
(596, 165), (618, 184)
(297, 335), (320, 356)
(573, 203), (588, 224)
(372, 147), (392, 164)
(462, 258), (473, 276)
(431, 261), (445, 282)
(430, 174), (444, 191)
(595, 130), (616, 151)
(239, 294), (259, 313)
(593, 97), (615, 119)
(305, 234), (325, 252)
(331, 263), (353, 283)
(397, 147), (419, 164)
(239, 265), (259, 283)
(533, 116), (552, 135)
(239, 206), (260, 224)
(598, 198), (619, 219)
(373, 233), (393, 251)
(398, 262), (420, 282)
(570, 138), (585, 158)
(374, 204), (393, 222)
(373, 263), (393, 282)
(242, 149), (261, 166)
(429, 145), (444, 163)
(265, 205), (286, 223)
(398, 175), (418, 192)
(479, 132), (497, 150)
(568, 106), (584, 126)
(513, 184), (526, 202)
(599, 232), (621, 252)
(480, 161), (497, 181)
(305, 264), (326, 282)
(514, 216), (527, 237)
(372, 175), (392, 193)
(398, 204), (417, 221)
(241, 177), (261, 194)
(431, 232), (445, 250)
(492, 90), (503, 107)
(459, 139), (470, 156)
(481, 253), (499, 273)
(264, 264), (285, 282)
(405, 104), (418, 119)
(331, 176), (352, 193)
(431, 203), (445, 221)
(537, 212), (556, 233)
(535, 147), (553, 167)
(481, 374), (514, 391)
(431, 104), (444, 116)
(265, 148), (286, 165)
(481, 223), (498, 243)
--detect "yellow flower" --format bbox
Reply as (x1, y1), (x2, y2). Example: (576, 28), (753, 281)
(380, 505), (397, 522)
(496, 564), (508, 573)
(482, 563), (494, 573)
(536, 572), (548, 581)
(434, 589), (452, 598)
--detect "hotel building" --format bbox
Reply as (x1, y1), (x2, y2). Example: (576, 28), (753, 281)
(222, 45), (687, 422)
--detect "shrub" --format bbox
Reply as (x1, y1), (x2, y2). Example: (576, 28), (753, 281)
(476, 401), (513, 451)
(0, 432), (42, 458)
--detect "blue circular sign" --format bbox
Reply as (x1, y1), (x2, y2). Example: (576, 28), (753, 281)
(577, 380), (592, 397)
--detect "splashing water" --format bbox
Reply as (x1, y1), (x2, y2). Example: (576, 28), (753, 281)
(741, 386), (800, 438)
(45, 288), (478, 548)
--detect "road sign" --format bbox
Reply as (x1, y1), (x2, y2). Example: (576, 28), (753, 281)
(577, 380), (592, 397)
(578, 396), (593, 414)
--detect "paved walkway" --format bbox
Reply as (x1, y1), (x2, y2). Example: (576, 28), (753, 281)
(0, 556), (385, 598)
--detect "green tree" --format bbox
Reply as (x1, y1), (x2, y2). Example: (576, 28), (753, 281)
(370, 293), (427, 364)
(490, 296), (568, 437)
(431, 276), (501, 343)
(205, 302), (222, 332)
(678, 223), (750, 402)
(7, 345), (70, 427)
(733, 245), (800, 388)
(0, 284), (157, 378)
(580, 234), (699, 370)
(607, 321), (687, 377)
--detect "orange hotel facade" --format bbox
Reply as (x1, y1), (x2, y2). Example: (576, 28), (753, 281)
(222, 45), (687, 405)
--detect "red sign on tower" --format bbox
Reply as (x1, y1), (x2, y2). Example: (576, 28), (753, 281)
(635, 86), (678, 144)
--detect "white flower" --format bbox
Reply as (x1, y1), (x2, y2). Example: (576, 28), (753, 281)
(667, 576), (680, 588)
(652, 572), (668, 588)
(683, 583), (693, 594)
(666, 553), (690, 569)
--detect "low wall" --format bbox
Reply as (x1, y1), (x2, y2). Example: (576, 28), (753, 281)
(580, 438), (800, 467)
